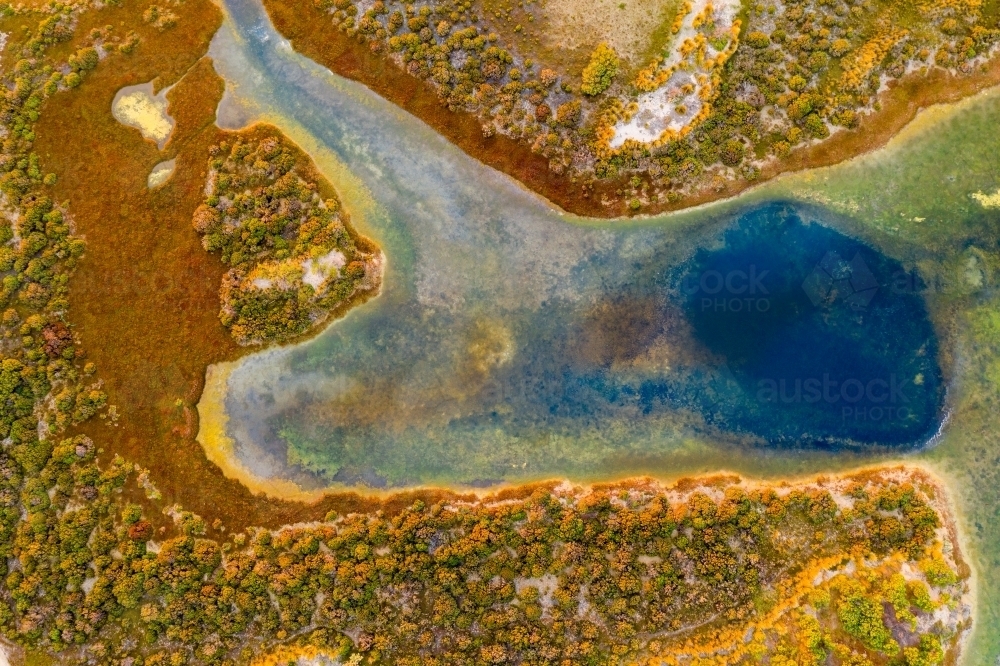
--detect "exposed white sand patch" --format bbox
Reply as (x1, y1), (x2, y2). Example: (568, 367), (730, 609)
(252, 277), (273, 289)
(612, 71), (704, 146)
(302, 248), (346, 288)
(514, 573), (559, 610)
(253, 647), (345, 665)
(610, 0), (740, 147)
(147, 158), (176, 188)
(245, 250), (348, 293)
(112, 81), (175, 149)
(0, 193), (20, 247)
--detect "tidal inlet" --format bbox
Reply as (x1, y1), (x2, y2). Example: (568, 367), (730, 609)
(201, 0), (950, 494)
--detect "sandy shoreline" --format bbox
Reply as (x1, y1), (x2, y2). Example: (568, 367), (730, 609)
(912, 458), (980, 665)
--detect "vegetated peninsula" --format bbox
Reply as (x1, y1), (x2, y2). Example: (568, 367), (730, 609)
(193, 134), (383, 346)
(262, 0), (1000, 215)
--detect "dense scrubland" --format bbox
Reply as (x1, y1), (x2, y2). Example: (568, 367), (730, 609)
(194, 135), (382, 346)
(0, 0), (975, 664)
(270, 0), (1000, 212)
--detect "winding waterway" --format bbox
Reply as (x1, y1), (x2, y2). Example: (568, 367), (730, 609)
(199, 0), (1000, 659)
(201, 0), (947, 493)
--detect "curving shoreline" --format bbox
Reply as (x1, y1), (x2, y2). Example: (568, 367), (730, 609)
(260, 0), (1000, 219)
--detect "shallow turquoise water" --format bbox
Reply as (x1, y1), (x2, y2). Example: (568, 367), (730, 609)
(208, 0), (1000, 660)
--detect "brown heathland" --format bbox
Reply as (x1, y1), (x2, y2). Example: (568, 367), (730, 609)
(32, 0), (482, 533)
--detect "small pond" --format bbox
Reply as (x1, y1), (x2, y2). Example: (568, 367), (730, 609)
(111, 81), (174, 149)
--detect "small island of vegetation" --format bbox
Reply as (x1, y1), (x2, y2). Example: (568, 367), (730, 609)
(193, 134), (382, 346)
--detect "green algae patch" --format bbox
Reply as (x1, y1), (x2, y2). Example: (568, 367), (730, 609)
(197, 358), (333, 502)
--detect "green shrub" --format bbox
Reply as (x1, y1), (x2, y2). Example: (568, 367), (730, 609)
(581, 43), (618, 95)
(745, 30), (770, 48)
(720, 138), (746, 166)
(837, 584), (898, 654)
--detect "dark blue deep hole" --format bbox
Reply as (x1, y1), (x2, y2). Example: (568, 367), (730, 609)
(678, 202), (943, 447)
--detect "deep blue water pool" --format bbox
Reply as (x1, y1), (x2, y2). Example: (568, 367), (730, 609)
(677, 202), (943, 447)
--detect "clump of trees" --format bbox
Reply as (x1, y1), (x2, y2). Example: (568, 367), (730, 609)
(142, 5), (178, 30)
(580, 43), (619, 96)
(193, 135), (381, 345)
(0, 8), (103, 441)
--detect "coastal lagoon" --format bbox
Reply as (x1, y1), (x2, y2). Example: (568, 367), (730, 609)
(202, 0), (1000, 660)
(209, 197), (945, 490)
(203, 1), (951, 491)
